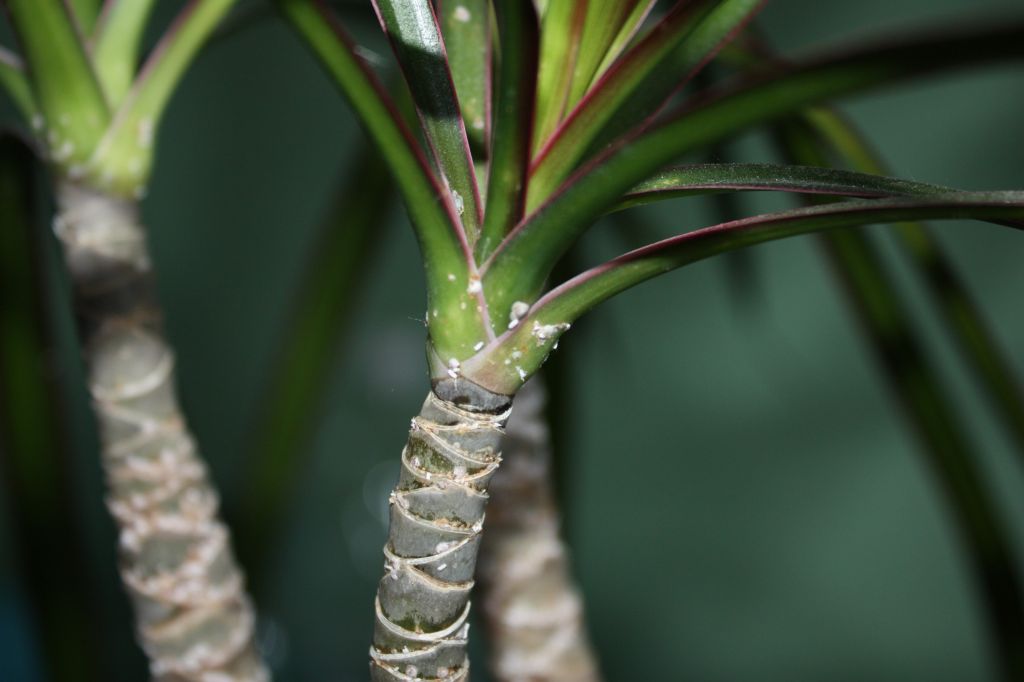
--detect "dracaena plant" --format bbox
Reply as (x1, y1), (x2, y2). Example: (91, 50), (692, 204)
(0, 1), (270, 679)
(276, 0), (1024, 679)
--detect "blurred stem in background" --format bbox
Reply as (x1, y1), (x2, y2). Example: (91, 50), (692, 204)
(231, 141), (393, 584)
(0, 134), (103, 681)
(477, 377), (601, 682)
(777, 118), (1024, 682)
(0, 0), (271, 677)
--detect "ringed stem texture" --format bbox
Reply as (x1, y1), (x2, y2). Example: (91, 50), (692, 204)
(371, 378), (513, 681)
(478, 378), (601, 682)
(53, 182), (269, 682)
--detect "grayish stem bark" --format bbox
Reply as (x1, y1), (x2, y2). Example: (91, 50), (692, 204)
(478, 379), (601, 682)
(53, 182), (269, 682)
(371, 379), (513, 681)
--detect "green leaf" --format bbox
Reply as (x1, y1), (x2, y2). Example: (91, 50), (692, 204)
(615, 161), (949, 209)
(800, 107), (1024, 471)
(531, 0), (587, 152)
(68, 0), (102, 33)
(6, 0), (110, 171)
(565, 0), (647, 108)
(591, 0), (658, 85)
(85, 0), (238, 196)
(476, 0), (539, 262)
(776, 121), (1024, 679)
(372, 0), (483, 244)
(90, 0), (159, 107)
(468, 192), (1024, 394)
(279, 0), (487, 359)
(0, 49), (39, 122)
(0, 134), (103, 682)
(484, 19), (1024, 319)
(440, 0), (491, 154)
(527, 0), (766, 212)
(233, 140), (393, 578)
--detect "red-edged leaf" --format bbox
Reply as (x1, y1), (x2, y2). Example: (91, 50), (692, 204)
(372, 0), (483, 243)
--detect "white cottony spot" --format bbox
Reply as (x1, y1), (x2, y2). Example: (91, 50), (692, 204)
(454, 6), (471, 22)
(447, 272), (456, 282)
(473, 341), (484, 351)
(467, 276), (482, 294)
(447, 357), (461, 379)
(516, 366), (527, 381)
(452, 190), (464, 216)
(508, 300), (530, 329)
(531, 320), (572, 346)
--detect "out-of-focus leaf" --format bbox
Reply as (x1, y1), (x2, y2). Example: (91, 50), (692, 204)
(90, 0), (158, 106)
(5, 0), (110, 168)
(232, 142), (393, 578)
(778, 121), (1024, 681)
(86, 0), (237, 195)
(0, 134), (102, 682)
(0, 49), (39, 121)
(802, 107), (1024, 468)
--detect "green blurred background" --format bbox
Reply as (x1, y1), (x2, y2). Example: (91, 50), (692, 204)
(2, 0), (1024, 679)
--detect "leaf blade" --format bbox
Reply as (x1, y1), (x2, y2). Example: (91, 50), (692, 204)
(372, 0), (483, 243)
(476, 0), (539, 261)
(484, 19), (1024, 319)
(527, 0), (766, 211)
(279, 0), (487, 359)
(615, 161), (950, 210)
(440, 0), (491, 153)
(469, 192), (1024, 393)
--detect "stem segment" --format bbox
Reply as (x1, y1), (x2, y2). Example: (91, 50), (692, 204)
(371, 378), (513, 680)
(478, 378), (600, 682)
(53, 182), (269, 682)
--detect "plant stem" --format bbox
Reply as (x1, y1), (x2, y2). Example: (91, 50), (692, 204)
(371, 378), (513, 680)
(477, 378), (601, 682)
(52, 181), (269, 681)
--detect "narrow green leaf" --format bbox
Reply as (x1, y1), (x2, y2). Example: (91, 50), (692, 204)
(469, 192), (1024, 393)
(0, 49), (39, 122)
(0, 135), (103, 682)
(777, 122), (1024, 680)
(802, 107), (1024, 470)
(90, 0), (159, 107)
(372, 0), (483, 244)
(565, 0), (646, 108)
(68, 0), (102, 33)
(279, 0), (487, 359)
(527, 0), (766, 212)
(233, 141), (393, 579)
(476, 0), (538, 262)
(5, 0), (110, 170)
(484, 20), (1024, 318)
(531, 0), (587, 152)
(439, 0), (490, 154)
(85, 0), (238, 196)
(591, 0), (658, 86)
(615, 161), (949, 210)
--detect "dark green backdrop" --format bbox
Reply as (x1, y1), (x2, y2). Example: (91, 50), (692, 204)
(1, 0), (1023, 680)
